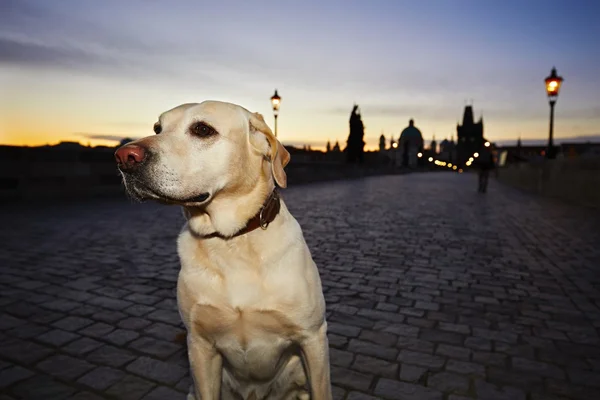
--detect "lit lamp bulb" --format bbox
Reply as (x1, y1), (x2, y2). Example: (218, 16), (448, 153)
(428, 157), (433, 162)
(417, 152), (423, 158)
(484, 142), (491, 147)
(474, 152), (479, 158)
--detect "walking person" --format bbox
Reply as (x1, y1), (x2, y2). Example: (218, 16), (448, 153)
(475, 144), (495, 193)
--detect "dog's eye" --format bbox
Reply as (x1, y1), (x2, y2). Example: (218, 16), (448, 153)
(190, 121), (217, 137)
(153, 123), (162, 135)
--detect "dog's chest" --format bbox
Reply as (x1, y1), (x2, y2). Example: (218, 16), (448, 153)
(178, 270), (304, 380)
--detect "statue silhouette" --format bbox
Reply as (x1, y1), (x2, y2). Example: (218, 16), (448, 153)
(346, 105), (365, 164)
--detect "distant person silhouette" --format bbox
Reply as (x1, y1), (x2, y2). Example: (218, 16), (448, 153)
(475, 145), (495, 193)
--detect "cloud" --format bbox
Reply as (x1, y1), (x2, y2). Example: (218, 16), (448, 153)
(0, 36), (115, 69)
(321, 104), (464, 122)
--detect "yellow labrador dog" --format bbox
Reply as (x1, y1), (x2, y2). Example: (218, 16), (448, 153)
(115, 101), (332, 400)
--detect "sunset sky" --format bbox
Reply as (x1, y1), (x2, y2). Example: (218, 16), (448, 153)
(1, 0), (599, 150)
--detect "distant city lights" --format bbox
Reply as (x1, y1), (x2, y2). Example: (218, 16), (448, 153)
(427, 147), (487, 173)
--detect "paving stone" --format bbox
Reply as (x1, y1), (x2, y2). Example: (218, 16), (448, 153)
(118, 317), (153, 330)
(346, 392), (381, 400)
(427, 371), (470, 393)
(351, 354), (398, 378)
(144, 322), (183, 340)
(446, 359), (486, 376)
(348, 339), (397, 361)
(396, 336), (435, 354)
(42, 299), (81, 312)
(373, 321), (419, 337)
(0, 366), (34, 387)
(511, 357), (566, 379)
(79, 322), (115, 338)
(464, 336), (492, 351)
(328, 333), (348, 348)
(567, 367), (600, 388)
(86, 345), (137, 367)
(63, 337), (104, 356)
(52, 316), (94, 332)
(375, 378), (443, 400)
(330, 365), (373, 391)
(124, 305), (156, 317)
(327, 322), (362, 338)
(36, 354), (95, 380)
(472, 351), (507, 367)
(128, 336), (180, 359)
(436, 344), (471, 360)
(77, 366), (126, 390)
(6, 323), (49, 339)
(473, 328), (518, 344)
(399, 364), (427, 382)
(398, 350), (445, 369)
(358, 329), (397, 346)
(330, 348), (354, 367)
(126, 356), (187, 385)
(474, 379), (526, 400)
(175, 376), (192, 393)
(93, 310), (128, 324)
(420, 328), (465, 345)
(104, 329), (140, 346)
(68, 392), (106, 400)
(37, 329), (79, 346)
(106, 374), (156, 399)
(0, 337), (54, 364)
(11, 375), (78, 399)
(87, 296), (133, 311)
(142, 386), (186, 400)
(486, 367), (544, 392)
(147, 309), (182, 326)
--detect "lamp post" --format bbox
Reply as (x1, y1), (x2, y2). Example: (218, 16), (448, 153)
(544, 67), (564, 159)
(270, 89), (281, 138)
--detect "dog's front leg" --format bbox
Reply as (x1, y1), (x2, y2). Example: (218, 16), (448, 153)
(187, 335), (222, 400)
(300, 322), (332, 400)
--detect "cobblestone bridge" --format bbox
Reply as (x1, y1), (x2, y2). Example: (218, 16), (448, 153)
(1, 173), (600, 399)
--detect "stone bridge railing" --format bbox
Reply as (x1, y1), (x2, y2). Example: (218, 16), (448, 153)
(0, 159), (412, 202)
(497, 158), (600, 208)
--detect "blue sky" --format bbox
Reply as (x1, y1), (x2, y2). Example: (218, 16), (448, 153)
(1, 0), (599, 148)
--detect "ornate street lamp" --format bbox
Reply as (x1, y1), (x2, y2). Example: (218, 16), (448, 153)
(544, 67), (564, 159)
(270, 89), (281, 137)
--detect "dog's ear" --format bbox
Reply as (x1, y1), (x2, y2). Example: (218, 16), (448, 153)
(249, 112), (291, 188)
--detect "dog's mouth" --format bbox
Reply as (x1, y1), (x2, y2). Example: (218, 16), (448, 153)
(125, 178), (210, 206)
(153, 192), (211, 205)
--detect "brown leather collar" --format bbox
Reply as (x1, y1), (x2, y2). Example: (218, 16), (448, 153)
(204, 189), (281, 239)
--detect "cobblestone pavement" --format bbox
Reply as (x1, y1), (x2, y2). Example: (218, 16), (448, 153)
(2, 172), (600, 400)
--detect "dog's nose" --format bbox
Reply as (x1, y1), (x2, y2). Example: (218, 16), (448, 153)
(115, 144), (146, 171)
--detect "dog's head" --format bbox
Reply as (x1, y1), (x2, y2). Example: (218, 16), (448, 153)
(115, 101), (290, 207)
